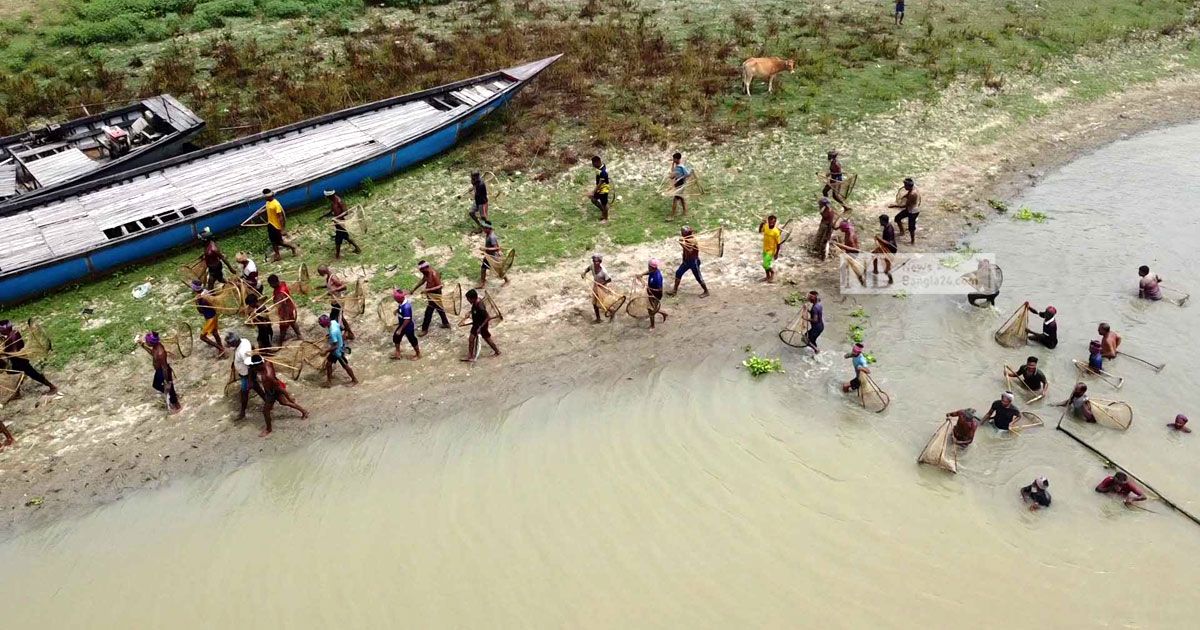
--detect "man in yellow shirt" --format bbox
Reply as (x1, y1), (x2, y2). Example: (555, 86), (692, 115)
(263, 188), (298, 262)
(759, 214), (782, 283)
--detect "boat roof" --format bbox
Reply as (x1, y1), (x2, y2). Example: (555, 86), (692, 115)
(0, 55), (560, 276)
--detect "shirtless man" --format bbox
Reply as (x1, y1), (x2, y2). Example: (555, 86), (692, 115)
(462, 289), (501, 362)
(821, 150), (852, 210)
(889, 177), (921, 244)
(322, 190), (361, 258)
(872, 214), (897, 281)
(1169, 414), (1191, 433)
(0, 414), (12, 449)
(670, 226), (709, 297)
(318, 264), (355, 341)
(835, 218), (860, 252)
(0, 319), (58, 396)
(138, 331), (182, 414)
(812, 197), (838, 259)
(1137, 265), (1163, 301)
(946, 408), (980, 447)
(267, 274), (302, 343)
(190, 281), (228, 359)
(582, 253), (613, 323)
(412, 260), (451, 335)
(1098, 323), (1121, 359)
(1095, 471), (1147, 505)
(249, 355), (308, 437)
(198, 227), (235, 290)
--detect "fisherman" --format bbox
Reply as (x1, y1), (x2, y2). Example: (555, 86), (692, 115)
(0, 414), (12, 449)
(412, 260), (451, 335)
(835, 218), (860, 252)
(946, 408), (980, 447)
(812, 197), (838, 259)
(479, 222), (508, 289)
(318, 264), (355, 341)
(1020, 477), (1051, 511)
(967, 258), (1002, 307)
(137, 331), (181, 414)
(267, 274), (302, 343)
(1095, 471), (1147, 505)
(225, 331), (261, 421)
(841, 343), (870, 393)
(759, 214), (782, 283)
(895, 0), (905, 26)
(199, 227), (235, 290)
(390, 289), (420, 361)
(462, 289), (501, 362)
(1138, 265), (1163, 301)
(821, 149), (851, 209)
(249, 355), (308, 437)
(0, 320), (58, 396)
(638, 259), (670, 329)
(982, 391), (1020, 431)
(804, 290), (824, 353)
(670, 226), (709, 297)
(589, 156), (611, 222)
(1024, 303), (1058, 349)
(235, 252), (261, 295)
(1169, 413), (1191, 433)
(1097, 323), (1121, 359)
(667, 152), (693, 219)
(581, 253), (613, 323)
(191, 281), (228, 359)
(1087, 339), (1104, 373)
(1058, 382), (1095, 423)
(468, 172), (489, 231)
(322, 190), (361, 258)
(1005, 356), (1048, 399)
(872, 214), (896, 281)
(246, 294), (274, 351)
(261, 189), (298, 261)
(889, 177), (921, 244)
(318, 314), (358, 386)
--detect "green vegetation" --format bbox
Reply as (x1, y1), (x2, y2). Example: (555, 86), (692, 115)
(1, 0), (1199, 368)
(742, 354), (783, 377)
(1014, 207), (1050, 223)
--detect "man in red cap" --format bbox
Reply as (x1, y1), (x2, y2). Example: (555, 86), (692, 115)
(841, 343), (870, 393)
(1169, 414), (1191, 433)
(390, 289), (420, 360)
(1025, 302), (1058, 349)
(138, 331), (181, 414)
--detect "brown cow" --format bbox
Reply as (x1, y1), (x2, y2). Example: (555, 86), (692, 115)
(742, 57), (795, 95)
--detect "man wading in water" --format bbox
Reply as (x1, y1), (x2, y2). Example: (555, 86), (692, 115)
(1025, 303), (1058, 349)
(841, 343), (870, 393)
(946, 408), (980, 447)
(1005, 356), (1048, 399)
(982, 391), (1019, 431)
(1138, 265), (1164, 301)
(1097, 323), (1122, 359)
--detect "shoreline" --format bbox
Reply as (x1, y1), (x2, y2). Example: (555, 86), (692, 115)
(2, 74), (1199, 537)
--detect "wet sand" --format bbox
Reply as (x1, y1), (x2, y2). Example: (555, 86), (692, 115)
(2, 73), (1200, 537)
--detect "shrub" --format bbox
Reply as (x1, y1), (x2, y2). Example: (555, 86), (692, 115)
(262, 0), (308, 18)
(50, 15), (143, 46)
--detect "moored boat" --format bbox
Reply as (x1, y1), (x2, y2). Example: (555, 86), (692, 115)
(1, 95), (204, 206)
(0, 55), (561, 305)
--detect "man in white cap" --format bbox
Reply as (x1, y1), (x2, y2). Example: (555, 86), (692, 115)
(637, 258), (669, 329)
(225, 331), (262, 421)
(235, 251), (261, 295)
(982, 391), (1020, 431)
(321, 190), (361, 259)
(581, 253), (613, 323)
(1020, 477), (1051, 510)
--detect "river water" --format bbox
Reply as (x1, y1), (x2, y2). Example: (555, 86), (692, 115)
(2, 125), (1199, 628)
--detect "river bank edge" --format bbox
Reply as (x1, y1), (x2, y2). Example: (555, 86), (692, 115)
(2, 74), (1199, 538)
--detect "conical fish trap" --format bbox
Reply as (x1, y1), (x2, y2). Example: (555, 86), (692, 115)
(917, 418), (957, 473)
(1088, 399), (1133, 430)
(591, 282), (627, 319)
(486, 249), (517, 279)
(1, 369), (26, 404)
(859, 373), (890, 413)
(994, 303), (1029, 348)
(1010, 411), (1044, 432)
(840, 250), (867, 287)
(688, 228), (724, 257)
(427, 283), (464, 317)
(376, 296), (396, 331)
(778, 307), (811, 348)
(163, 321), (194, 359)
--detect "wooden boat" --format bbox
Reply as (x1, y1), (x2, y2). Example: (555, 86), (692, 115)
(0, 95), (204, 206)
(0, 55), (560, 305)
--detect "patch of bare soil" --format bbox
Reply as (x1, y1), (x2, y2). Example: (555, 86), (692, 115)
(2, 74), (1199, 536)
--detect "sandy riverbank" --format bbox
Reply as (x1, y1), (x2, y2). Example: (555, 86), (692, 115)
(1, 73), (1198, 536)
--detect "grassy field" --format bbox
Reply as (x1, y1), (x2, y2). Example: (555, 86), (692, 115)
(2, 0), (1200, 368)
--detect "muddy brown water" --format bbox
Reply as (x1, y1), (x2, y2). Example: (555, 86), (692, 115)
(1, 125), (1199, 628)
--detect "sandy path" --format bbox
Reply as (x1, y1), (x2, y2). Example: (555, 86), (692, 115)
(1, 74), (1199, 536)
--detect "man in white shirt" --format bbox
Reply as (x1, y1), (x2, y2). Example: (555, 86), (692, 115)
(225, 332), (262, 421)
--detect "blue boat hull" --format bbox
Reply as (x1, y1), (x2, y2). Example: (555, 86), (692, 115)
(0, 93), (511, 304)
